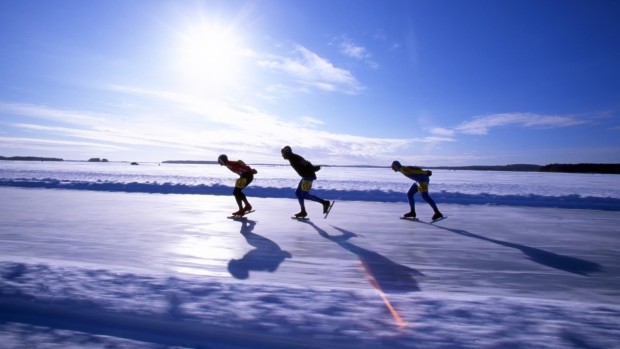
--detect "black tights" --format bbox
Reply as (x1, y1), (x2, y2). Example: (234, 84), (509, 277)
(233, 174), (254, 209)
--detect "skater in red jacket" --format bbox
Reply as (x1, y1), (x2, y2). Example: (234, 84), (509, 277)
(218, 154), (257, 217)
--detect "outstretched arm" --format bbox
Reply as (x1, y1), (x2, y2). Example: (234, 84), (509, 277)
(400, 166), (429, 175)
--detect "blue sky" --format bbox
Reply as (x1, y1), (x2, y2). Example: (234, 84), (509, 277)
(1, 0), (619, 165)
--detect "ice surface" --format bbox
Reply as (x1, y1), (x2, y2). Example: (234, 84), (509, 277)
(0, 162), (619, 348)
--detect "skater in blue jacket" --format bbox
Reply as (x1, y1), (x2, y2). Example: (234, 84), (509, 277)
(391, 160), (443, 221)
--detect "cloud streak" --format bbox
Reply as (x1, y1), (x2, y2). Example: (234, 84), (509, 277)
(455, 113), (588, 135)
(0, 102), (107, 126)
(257, 44), (363, 95)
(2, 90), (415, 163)
(0, 136), (130, 153)
(332, 35), (379, 69)
(3, 93), (591, 164)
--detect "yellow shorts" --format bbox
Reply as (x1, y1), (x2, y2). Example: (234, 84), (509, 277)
(300, 180), (313, 192)
(235, 178), (248, 189)
(418, 182), (429, 193)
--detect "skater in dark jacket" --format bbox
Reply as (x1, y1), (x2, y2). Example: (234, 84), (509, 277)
(391, 160), (443, 221)
(281, 146), (333, 218)
(218, 154), (257, 216)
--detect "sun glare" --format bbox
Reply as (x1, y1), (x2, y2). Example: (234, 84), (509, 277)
(176, 21), (246, 92)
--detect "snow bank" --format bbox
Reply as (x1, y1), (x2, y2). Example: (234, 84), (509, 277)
(2, 262), (618, 349)
(2, 161), (619, 210)
(1, 178), (619, 211)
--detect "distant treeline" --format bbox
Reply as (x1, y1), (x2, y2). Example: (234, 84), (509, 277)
(539, 163), (620, 174)
(5, 156), (617, 174)
(162, 160), (218, 165)
(431, 163), (620, 174)
(162, 161), (619, 174)
(0, 156), (63, 161)
(430, 164), (542, 172)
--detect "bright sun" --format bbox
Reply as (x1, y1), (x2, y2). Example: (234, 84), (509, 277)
(176, 21), (246, 91)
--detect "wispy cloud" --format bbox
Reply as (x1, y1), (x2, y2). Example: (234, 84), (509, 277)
(332, 35), (379, 69)
(0, 102), (107, 126)
(455, 113), (588, 135)
(299, 116), (324, 128)
(5, 94), (591, 165)
(12, 123), (167, 147)
(420, 136), (455, 143)
(257, 44), (363, 95)
(430, 127), (455, 137)
(0, 136), (130, 153)
(2, 88), (414, 163)
(372, 30), (400, 51)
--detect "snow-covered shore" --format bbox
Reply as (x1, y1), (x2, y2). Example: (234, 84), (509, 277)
(2, 161), (619, 211)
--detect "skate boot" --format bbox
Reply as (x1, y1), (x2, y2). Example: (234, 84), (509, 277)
(232, 209), (244, 216)
(322, 200), (332, 214)
(294, 210), (308, 218)
(432, 212), (444, 221)
(243, 204), (253, 213)
(403, 211), (417, 219)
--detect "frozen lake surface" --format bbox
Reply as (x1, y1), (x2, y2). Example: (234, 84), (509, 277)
(0, 161), (619, 348)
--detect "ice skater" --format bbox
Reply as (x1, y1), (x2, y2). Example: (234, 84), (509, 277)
(391, 160), (444, 221)
(218, 154), (257, 217)
(281, 146), (334, 219)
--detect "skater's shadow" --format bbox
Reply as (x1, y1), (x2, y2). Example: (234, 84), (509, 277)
(302, 221), (424, 293)
(228, 218), (292, 279)
(428, 224), (602, 276)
